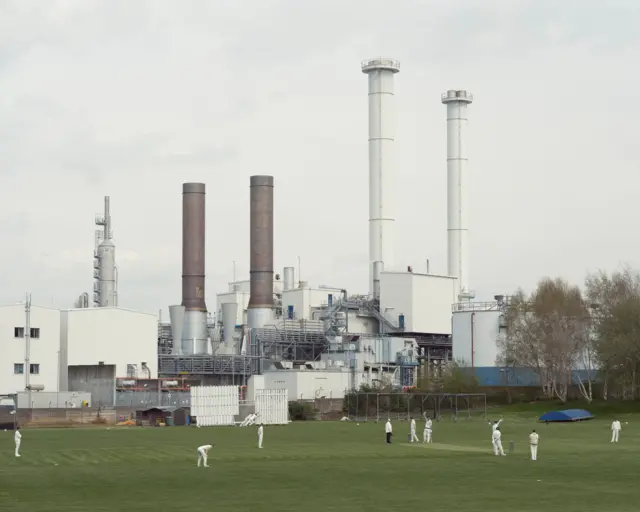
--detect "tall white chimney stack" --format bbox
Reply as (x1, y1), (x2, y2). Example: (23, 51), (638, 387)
(362, 58), (400, 297)
(442, 90), (474, 301)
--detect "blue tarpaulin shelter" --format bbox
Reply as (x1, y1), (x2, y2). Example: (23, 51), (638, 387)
(539, 409), (594, 422)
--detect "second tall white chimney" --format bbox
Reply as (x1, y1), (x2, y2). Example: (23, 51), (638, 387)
(362, 58), (400, 297)
(442, 90), (474, 301)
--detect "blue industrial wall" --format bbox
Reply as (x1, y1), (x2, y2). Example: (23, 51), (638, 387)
(466, 367), (597, 388)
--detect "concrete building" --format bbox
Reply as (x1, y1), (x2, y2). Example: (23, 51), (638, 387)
(379, 271), (457, 335)
(0, 304), (61, 398)
(0, 303), (157, 405)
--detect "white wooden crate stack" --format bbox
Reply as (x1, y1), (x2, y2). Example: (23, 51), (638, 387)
(255, 389), (289, 425)
(190, 385), (239, 426)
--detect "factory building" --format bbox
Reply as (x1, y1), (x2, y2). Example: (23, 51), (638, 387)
(0, 303), (158, 404)
(4, 56), (521, 407)
(157, 57), (463, 396)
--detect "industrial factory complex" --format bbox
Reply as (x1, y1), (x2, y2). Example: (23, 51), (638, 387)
(0, 58), (512, 408)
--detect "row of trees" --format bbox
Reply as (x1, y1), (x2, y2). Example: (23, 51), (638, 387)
(497, 267), (640, 402)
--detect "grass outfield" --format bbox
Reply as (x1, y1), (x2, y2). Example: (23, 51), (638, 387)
(0, 413), (639, 511)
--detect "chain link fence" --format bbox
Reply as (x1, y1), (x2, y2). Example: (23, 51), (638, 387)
(342, 392), (487, 422)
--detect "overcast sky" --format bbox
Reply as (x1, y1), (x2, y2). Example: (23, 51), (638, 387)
(0, 0), (638, 315)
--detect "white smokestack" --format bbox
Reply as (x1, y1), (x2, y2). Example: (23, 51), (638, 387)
(362, 58), (400, 297)
(442, 90), (474, 301)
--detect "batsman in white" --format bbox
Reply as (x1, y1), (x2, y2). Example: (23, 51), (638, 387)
(197, 444), (213, 467)
(14, 426), (21, 458)
(258, 423), (264, 448)
(611, 418), (622, 443)
(529, 429), (539, 460)
(409, 418), (419, 443)
(423, 416), (433, 443)
(492, 427), (506, 456)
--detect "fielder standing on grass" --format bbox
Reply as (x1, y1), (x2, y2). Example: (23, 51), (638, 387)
(14, 426), (21, 458)
(409, 418), (419, 443)
(197, 444), (213, 467)
(385, 418), (392, 444)
(423, 416), (433, 443)
(258, 423), (264, 449)
(529, 429), (539, 460)
(611, 418), (622, 443)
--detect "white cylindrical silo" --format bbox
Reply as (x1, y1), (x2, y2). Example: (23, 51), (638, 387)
(168, 305), (185, 355)
(362, 58), (399, 298)
(97, 239), (116, 306)
(442, 90), (474, 301)
(222, 302), (238, 351)
(283, 267), (295, 291)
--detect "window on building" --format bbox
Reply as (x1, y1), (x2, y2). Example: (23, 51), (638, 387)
(30, 328), (40, 338)
(14, 327), (24, 338)
(14, 363), (24, 374)
(30, 364), (40, 375)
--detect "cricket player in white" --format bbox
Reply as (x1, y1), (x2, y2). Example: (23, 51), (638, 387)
(492, 427), (506, 456)
(240, 413), (257, 427)
(258, 423), (264, 448)
(490, 418), (502, 433)
(529, 429), (539, 460)
(197, 444), (213, 467)
(611, 419), (622, 443)
(385, 419), (392, 444)
(14, 427), (21, 457)
(410, 418), (419, 443)
(423, 416), (433, 443)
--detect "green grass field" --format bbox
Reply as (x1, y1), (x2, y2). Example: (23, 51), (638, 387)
(1, 410), (639, 511)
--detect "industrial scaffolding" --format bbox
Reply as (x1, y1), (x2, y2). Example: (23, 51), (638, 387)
(158, 354), (260, 377)
(253, 320), (328, 362)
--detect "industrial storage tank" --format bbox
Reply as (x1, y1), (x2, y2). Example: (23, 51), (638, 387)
(96, 239), (116, 306)
(452, 304), (503, 385)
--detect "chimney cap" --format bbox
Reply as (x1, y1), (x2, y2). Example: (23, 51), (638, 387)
(250, 175), (274, 187)
(183, 183), (205, 193)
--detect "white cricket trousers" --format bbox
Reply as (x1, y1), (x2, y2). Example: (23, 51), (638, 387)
(493, 440), (505, 456)
(423, 429), (432, 443)
(530, 444), (537, 460)
(258, 433), (263, 448)
(197, 449), (208, 467)
(410, 429), (419, 443)
(15, 440), (20, 457)
(611, 430), (620, 442)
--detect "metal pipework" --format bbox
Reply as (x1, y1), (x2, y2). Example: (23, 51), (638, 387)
(181, 183), (208, 354)
(362, 58), (400, 297)
(441, 90), (474, 301)
(248, 175), (274, 329)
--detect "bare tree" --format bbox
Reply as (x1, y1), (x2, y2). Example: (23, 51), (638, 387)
(497, 278), (589, 402)
(585, 267), (640, 399)
(573, 316), (597, 403)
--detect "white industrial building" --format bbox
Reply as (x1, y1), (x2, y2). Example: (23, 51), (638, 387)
(379, 271), (457, 334)
(0, 303), (158, 404)
(0, 304), (61, 399)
